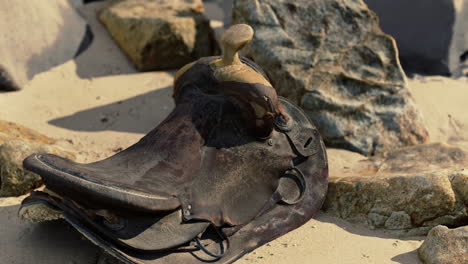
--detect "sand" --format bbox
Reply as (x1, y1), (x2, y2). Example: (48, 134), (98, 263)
(1, 2), (467, 264)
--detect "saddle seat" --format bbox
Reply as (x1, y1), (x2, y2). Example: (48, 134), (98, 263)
(23, 104), (205, 214)
(24, 153), (180, 213)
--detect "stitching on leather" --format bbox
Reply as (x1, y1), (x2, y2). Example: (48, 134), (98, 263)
(35, 156), (173, 200)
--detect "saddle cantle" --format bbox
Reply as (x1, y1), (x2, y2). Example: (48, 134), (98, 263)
(19, 24), (328, 264)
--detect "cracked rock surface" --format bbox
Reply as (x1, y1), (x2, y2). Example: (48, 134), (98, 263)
(325, 143), (468, 235)
(232, 0), (429, 156)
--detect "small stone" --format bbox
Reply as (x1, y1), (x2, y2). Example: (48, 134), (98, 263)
(367, 213), (388, 229)
(384, 211), (412, 230)
(0, 140), (75, 197)
(418, 225), (468, 264)
(0, 121), (75, 197)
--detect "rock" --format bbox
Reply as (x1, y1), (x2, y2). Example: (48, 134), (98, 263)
(365, 0), (468, 77)
(0, 0), (88, 91)
(232, 0), (429, 156)
(0, 120), (55, 145)
(99, 0), (220, 71)
(367, 212), (388, 229)
(418, 225), (468, 264)
(0, 121), (75, 197)
(384, 211), (412, 230)
(0, 141), (75, 197)
(451, 171), (468, 206)
(324, 143), (468, 233)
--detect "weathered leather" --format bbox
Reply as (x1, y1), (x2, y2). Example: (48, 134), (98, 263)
(19, 25), (328, 264)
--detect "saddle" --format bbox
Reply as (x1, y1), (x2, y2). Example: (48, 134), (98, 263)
(19, 24), (328, 264)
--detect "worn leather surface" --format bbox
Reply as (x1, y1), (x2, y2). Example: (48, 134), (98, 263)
(21, 56), (328, 264)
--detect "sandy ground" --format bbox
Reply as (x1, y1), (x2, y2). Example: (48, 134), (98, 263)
(1, 2), (467, 264)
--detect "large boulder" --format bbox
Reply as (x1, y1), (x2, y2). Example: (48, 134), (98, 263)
(0, 121), (75, 197)
(0, 0), (88, 91)
(232, 0), (429, 156)
(99, 0), (220, 71)
(324, 143), (468, 235)
(418, 225), (468, 264)
(365, 0), (468, 77)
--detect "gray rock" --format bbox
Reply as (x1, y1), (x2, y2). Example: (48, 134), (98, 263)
(99, 0), (220, 71)
(418, 225), (468, 264)
(324, 143), (468, 233)
(232, 0), (429, 156)
(365, 0), (468, 77)
(0, 0), (88, 91)
(384, 211), (412, 230)
(367, 212), (388, 229)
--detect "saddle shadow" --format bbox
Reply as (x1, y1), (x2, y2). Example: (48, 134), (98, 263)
(312, 212), (424, 264)
(314, 211), (425, 241)
(391, 249), (423, 264)
(0, 204), (99, 264)
(48, 87), (174, 134)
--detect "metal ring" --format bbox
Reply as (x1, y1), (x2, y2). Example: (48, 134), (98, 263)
(194, 236), (225, 260)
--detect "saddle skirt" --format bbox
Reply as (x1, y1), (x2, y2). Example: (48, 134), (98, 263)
(19, 24), (328, 264)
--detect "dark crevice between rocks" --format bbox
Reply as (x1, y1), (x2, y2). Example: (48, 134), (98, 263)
(73, 25), (94, 58)
(74, 25), (94, 58)
(400, 55), (451, 77)
(269, 4), (286, 30)
(460, 50), (468, 63)
(0, 66), (20, 92)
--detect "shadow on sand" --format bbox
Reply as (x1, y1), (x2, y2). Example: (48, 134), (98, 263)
(391, 249), (421, 264)
(0, 204), (99, 264)
(72, 2), (138, 79)
(48, 86), (174, 134)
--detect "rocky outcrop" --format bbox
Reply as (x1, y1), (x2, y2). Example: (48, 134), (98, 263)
(0, 121), (75, 197)
(365, 0), (468, 77)
(0, 0), (88, 91)
(232, 0), (429, 156)
(324, 143), (468, 235)
(418, 225), (468, 264)
(99, 0), (220, 71)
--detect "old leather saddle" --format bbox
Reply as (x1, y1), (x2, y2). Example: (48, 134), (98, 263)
(19, 24), (328, 264)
